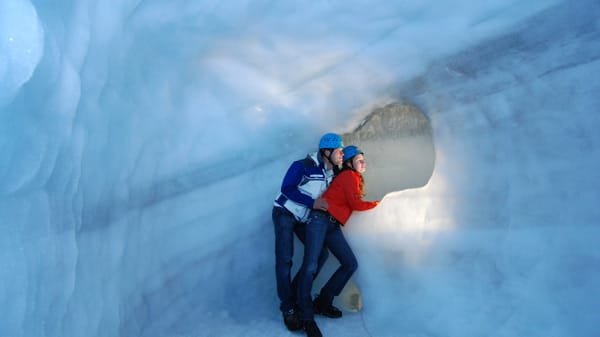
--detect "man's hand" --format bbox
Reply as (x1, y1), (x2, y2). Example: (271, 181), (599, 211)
(313, 197), (328, 211)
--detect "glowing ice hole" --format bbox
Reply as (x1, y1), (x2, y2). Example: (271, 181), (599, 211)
(308, 102), (440, 311)
(344, 101), (447, 265)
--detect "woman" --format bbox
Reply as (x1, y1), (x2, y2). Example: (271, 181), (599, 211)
(323, 145), (379, 226)
(296, 145), (379, 337)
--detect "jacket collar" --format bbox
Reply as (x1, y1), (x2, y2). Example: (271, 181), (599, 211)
(307, 151), (326, 169)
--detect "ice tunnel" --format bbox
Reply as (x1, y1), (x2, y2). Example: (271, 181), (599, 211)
(1, 1), (599, 336)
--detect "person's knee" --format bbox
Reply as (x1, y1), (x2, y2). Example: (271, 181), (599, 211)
(347, 257), (358, 273)
(305, 261), (319, 276)
(276, 253), (293, 269)
(276, 258), (292, 266)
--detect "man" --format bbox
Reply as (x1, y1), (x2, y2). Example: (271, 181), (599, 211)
(272, 133), (344, 336)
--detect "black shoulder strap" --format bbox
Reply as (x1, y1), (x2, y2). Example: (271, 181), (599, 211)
(301, 156), (316, 168)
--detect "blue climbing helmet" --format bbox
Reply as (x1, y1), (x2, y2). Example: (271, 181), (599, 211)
(342, 145), (364, 161)
(319, 133), (344, 149)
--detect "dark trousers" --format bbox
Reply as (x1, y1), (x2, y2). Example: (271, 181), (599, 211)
(296, 210), (358, 320)
(273, 206), (329, 312)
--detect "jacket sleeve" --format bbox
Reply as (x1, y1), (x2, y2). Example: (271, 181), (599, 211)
(280, 160), (314, 208)
(339, 172), (378, 211)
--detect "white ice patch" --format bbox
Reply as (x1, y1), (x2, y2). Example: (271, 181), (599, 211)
(0, 0), (43, 105)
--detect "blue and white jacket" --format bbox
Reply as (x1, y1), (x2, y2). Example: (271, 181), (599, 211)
(274, 152), (335, 222)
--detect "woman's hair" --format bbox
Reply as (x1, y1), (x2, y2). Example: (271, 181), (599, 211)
(341, 158), (366, 197)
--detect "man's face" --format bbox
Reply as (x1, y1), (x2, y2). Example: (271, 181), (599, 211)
(329, 148), (344, 167)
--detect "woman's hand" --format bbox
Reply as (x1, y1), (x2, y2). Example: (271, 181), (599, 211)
(313, 197), (329, 211)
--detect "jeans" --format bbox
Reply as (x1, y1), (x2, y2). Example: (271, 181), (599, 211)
(273, 206), (329, 313)
(297, 210), (358, 321)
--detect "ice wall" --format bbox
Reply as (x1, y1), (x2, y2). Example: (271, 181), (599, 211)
(2, 0), (599, 337)
(347, 2), (600, 336)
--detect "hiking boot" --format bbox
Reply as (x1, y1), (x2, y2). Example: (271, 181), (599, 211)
(303, 320), (322, 337)
(282, 308), (302, 331)
(313, 295), (342, 318)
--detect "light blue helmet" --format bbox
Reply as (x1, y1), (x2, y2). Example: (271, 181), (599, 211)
(319, 133), (344, 149)
(342, 145), (364, 161)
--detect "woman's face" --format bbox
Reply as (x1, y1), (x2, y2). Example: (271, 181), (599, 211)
(352, 154), (366, 173)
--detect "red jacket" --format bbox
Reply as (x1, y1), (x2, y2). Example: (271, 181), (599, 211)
(323, 170), (378, 225)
